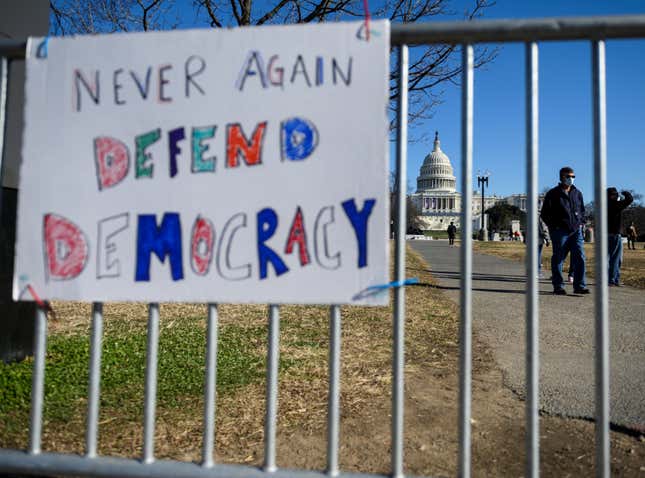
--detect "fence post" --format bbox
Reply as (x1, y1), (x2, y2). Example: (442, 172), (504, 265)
(458, 43), (474, 478)
(392, 44), (408, 478)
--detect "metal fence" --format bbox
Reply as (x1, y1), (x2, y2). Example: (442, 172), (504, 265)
(1, 14), (645, 478)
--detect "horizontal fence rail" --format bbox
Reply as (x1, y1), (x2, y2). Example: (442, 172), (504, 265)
(0, 450), (418, 478)
(391, 14), (645, 44)
(1, 12), (642, 478)
(1, 14), (645, 58)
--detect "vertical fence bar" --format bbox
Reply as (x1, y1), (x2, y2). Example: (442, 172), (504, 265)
(202, 303), (219, 468)
(28, 307), (48, 455)
(525, 41), (540, 478)
(0, 57), (8, 183)
(86, 302), (104, 458)
(326, 305), (341, 476)
(142, 303), (160, 464)
(264, 304), (280, 473)
(392, 44), (408, 478)
(592, 39), (610, 478)
(458, 43), (474, 478)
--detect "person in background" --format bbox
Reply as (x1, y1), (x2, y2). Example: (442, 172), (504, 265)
(447, 221), (457, 246)
(540, 166), (589, 295)
(538, 217), (550, 279)
(627, 221), (638, 250)
(607, 188), (633, 286)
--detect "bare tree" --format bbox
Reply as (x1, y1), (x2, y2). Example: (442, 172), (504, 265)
(50, 0), (496, 129)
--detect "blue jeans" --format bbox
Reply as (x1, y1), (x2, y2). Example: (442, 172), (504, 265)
(608, 234), (623, 285)
(550, 228), (587, 290)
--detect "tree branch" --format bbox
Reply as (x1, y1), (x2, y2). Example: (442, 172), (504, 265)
(201, 0), (223, 27)
(256, 0), (291, 25)
(136, 0), (162, 31)
(229, 0), (242, 24)
(240, 0), (251, 25)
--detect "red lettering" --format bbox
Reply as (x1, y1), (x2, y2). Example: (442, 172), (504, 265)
(284, 207), (310, 266)
(226, 122), (267, 168)
(191, 216), (215, 276)
(44, 214), (89, 280)
(94, 136), (130, 190)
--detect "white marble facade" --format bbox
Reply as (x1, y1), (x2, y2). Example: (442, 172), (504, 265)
(412, 132), (462, 230)
(411, 133), (543, 231)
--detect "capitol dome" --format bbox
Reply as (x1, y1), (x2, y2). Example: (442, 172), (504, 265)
(417, 131), (457, 192)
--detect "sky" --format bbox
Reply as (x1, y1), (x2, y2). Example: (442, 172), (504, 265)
(396, 0), (645, 201)
(49, 0), (645, 201)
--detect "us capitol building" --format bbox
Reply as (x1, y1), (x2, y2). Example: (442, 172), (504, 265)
(412, 132), (533, 231)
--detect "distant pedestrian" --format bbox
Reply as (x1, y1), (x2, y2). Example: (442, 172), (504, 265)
(627, 222), (638, 250)
(537, 217), (550, 279)
(447, 221), (457, 246)
(540, 166), (589, 295)
(607, 188), (633, 286)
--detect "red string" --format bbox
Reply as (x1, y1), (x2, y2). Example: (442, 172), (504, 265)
(26, 284), (55, 319)
(362, 0), (371, 41)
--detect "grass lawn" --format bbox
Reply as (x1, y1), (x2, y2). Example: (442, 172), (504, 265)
(473, 241), (645, 289)
(0, 248), (459, 467)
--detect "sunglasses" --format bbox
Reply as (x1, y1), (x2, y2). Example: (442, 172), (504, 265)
(566, 175), (576, 178)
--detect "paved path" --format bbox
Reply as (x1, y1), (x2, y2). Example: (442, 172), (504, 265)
(409, 240), (645, 431)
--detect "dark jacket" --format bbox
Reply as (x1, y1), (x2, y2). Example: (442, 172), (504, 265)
(447, 224), (457, 237)
(607, 190), (633, 235)
(540, 184), (585, 233)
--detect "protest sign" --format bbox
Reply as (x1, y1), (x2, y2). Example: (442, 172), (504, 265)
(13, 20), (390, 305)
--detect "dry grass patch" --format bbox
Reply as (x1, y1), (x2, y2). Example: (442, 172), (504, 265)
(473, 241), (645, 289)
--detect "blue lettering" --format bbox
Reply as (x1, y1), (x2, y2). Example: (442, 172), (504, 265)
(135, 213), (184, 281)
(281, 117), (318, 162)
(257, 208), (289, 280)
(341, 198), (375, 268)
(168, 127), (185, 178)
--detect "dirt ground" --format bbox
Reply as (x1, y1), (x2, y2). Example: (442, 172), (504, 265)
(221, 249), (645, 477)
(266, 345), (645, 477)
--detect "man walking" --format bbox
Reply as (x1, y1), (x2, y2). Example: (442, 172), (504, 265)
(540, 166), (589, 295)
(607, 188), (633, 286)
(447, 221), (457, 246)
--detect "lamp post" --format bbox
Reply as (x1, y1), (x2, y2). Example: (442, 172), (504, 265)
(477, 170), (490, 241)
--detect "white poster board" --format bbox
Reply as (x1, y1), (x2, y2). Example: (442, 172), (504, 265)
(13, 21), (391, 305)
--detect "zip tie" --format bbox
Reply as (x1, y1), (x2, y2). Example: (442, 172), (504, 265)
(36, 36), (49, 59)
(368, 277), (419, 291)
(26, 284), (56, 320)
(362, 0), (371, 41)
(352, 277), (419, 301)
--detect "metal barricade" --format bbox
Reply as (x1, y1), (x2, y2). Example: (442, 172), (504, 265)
(1, 13), (645, 478)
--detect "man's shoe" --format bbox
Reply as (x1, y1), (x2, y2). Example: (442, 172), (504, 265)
(553, 288), (567, 295)
(574, 288), (590, 294)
